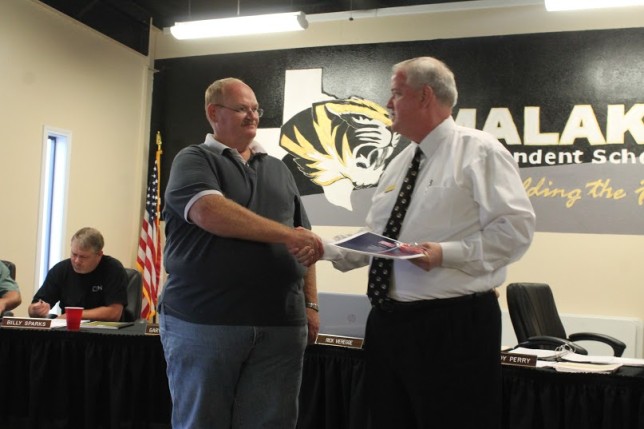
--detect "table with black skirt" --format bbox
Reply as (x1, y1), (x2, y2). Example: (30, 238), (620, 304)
(2, 326), (644, 429)
(298, 344), (644, 429)
(0, 322), (170, 429)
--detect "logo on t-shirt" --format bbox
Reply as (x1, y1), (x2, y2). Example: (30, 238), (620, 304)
(91, 285), (103, 292)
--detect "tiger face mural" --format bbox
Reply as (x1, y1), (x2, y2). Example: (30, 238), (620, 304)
(280, 96), (409, 210)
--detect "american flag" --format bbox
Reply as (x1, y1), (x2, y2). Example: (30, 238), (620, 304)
(137, 135), (162, 322)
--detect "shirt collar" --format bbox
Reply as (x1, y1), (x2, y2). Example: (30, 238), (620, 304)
(203, 133), (267, 162)
(417, 116), (455, 159)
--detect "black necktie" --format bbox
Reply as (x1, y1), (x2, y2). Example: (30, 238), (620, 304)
(367, 146), (423, 306)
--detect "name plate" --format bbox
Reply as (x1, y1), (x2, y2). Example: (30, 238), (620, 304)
(1, 317), (52, 329)
(315, 334), (364, 349)
(501, 351), (538, 367)
(145, 323), (160, 335)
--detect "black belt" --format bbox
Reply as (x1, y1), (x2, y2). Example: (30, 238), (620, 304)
(374, 290), (494, 313)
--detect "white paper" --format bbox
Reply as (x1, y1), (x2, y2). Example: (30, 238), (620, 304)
(332, 231), (424, 260)
(49, 319), (68, 329)
(553, 361), (622, 374)
(509, 346), (644, 367)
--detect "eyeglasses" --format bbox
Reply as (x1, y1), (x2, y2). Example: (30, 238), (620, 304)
(214, 104), (264, 118)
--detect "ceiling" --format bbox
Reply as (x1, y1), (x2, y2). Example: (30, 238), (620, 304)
(37, 0), (481, 55)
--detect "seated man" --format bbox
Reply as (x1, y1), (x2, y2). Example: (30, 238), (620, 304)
(0, 260), (22, 316)
(28, 227), (127, 321)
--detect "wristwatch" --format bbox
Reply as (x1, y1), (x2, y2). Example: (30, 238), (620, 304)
(305, 301), (319, 312)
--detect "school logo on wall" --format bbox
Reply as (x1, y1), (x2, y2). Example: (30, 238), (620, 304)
(157, 27), (644, 234)
(279, 97), (409, 211)
(255, 62), (644, 233)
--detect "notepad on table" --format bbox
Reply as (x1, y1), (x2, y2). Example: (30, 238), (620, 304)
(80, 321), (134, 330)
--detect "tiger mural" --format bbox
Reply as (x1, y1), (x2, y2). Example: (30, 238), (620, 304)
(280, 96), (410, 210)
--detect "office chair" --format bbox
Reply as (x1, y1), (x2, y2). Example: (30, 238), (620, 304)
(506, 282), (626, 357)
(1, 260), (17, 317)
(122, 268), (143, 322)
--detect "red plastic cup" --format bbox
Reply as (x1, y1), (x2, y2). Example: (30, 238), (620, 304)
(65, 307), (84, 331)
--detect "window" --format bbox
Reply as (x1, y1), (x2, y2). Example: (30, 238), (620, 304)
(35, 127), (71, 291)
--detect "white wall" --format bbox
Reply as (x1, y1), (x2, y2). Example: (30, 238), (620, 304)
(0, 0), (153, 315)
(153, 1), (644, 351)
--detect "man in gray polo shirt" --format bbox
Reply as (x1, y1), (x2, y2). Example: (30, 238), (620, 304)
(0, 260), (21, 316)
(159, 77), (322, 429)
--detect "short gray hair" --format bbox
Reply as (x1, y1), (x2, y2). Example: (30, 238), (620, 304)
(393, 57), (458, 108)
(71, 227), (104, 253)
(204, 77), (245, 109)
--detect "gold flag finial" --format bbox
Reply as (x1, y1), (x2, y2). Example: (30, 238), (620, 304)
(156, 131), (163, 154)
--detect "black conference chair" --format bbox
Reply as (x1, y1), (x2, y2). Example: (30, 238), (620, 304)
(1, 260), (17, 317)
(122, 268), (143, 322)
(506, 282), (626, 357)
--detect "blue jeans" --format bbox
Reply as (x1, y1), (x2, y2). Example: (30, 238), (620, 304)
(159, 312), (308, 429)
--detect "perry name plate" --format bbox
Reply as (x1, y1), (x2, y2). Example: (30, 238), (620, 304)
(500, 351), (537, 367)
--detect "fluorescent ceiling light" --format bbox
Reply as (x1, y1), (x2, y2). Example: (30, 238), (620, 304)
(170, 11), (308, 40)
(545, 0), (644, 11)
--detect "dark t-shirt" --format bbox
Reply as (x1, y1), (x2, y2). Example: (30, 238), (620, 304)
(160, 140), (311, 326)
(32, 255), (127, 313)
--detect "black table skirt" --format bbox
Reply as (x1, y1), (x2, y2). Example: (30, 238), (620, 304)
(2, 328), (644, 429)
(297, 345), (368, 429)
(503, 364), (644, 429)
(299, 345), (644, 429)
(0, 326), (171, 429)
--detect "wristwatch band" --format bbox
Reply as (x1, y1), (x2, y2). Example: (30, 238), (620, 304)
(305, 301), (319, 312)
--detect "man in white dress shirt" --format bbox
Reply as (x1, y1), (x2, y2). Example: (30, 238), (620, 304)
(323, 56), (535, 428)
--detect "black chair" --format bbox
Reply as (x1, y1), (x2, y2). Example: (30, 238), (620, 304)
(1, 260), (17, 317)
(506, 282), (626, 357)
(122, 268), (143, 322)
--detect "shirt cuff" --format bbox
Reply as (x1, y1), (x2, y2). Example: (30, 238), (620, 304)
(439, 241), (464, 268)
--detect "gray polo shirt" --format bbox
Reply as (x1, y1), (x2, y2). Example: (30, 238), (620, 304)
(161, 135), (311, 326)
(0, 261), (18, 296)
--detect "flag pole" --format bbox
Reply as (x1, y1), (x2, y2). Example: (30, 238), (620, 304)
(155, 131), (163, 220)
(137, 132), (163, 324)
(153, 132), (163, 324)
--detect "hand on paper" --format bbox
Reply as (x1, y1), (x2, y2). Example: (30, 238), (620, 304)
(403, 242), (443, 271)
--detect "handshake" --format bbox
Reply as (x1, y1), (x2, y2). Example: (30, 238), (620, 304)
(287, 227), (324, 267)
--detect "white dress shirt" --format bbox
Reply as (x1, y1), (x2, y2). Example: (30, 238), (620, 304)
(323, 117), (535, 301)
